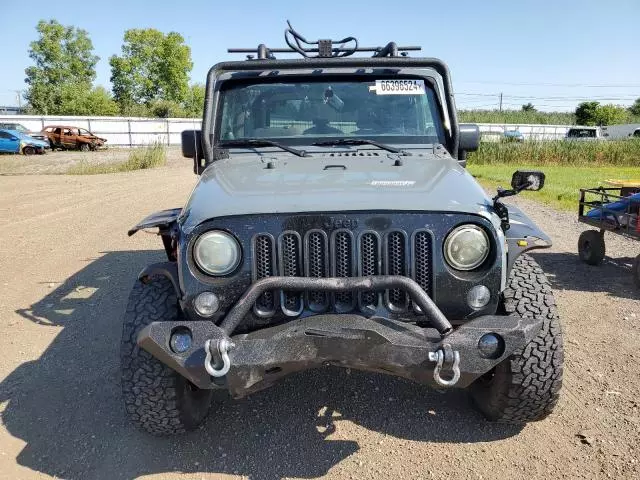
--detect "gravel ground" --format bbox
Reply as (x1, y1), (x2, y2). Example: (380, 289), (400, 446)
(0, 165), (638, 480)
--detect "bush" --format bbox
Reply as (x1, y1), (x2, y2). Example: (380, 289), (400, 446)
(67, 142), (166, 174)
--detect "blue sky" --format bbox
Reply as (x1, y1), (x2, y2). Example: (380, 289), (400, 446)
(2, 0), (639, 111)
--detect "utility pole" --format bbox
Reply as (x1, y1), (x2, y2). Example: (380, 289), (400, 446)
(499, 92), (503, 112)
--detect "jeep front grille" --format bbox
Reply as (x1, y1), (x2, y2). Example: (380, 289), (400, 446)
(252, 226), (433, 317)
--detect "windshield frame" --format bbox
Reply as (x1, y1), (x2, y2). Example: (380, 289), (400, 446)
(213, 74), (446, 150)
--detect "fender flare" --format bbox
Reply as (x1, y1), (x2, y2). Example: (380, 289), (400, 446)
(506, 204), (552, 274)
(138, 262), (182, 300)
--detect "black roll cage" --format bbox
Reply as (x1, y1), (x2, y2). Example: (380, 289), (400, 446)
(203, 57), (460, 162)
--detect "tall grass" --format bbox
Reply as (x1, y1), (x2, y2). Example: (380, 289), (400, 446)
(467, 139), (640, 166)
(459, 109), (640, 125)
(67, 143), (166, 175)
(459, 109), (578, 125)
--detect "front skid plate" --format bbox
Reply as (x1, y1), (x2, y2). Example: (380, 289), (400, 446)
(137, 314), (542, 395)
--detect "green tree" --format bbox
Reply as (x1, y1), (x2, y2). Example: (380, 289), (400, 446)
(57, 85), (119, 116)
(148, 99), (187, 118)
(24, 20), (99, 114)
(110, 29), (192, 111)
(575, 101), (600, 125)
(629, 98), (640, 117)
(521, 103), (536, 112)
(183, 84), (205, 117)
(595, 104), (629, 125)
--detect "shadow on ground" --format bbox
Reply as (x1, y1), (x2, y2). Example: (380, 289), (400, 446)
(1, 250), (520, 480)
(532, 251), (639, 300)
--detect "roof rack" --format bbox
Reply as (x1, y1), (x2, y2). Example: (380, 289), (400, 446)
(227, 21), (421, 60)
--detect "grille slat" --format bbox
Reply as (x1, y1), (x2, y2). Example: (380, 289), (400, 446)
(253, 234), (276, 316)
(279, 232), (303, 315)
(305, 230), (329, 312)
(413, 231), (433, 309)
(359, 232), (380, 308)
(333, 230), (355, 311)
(386, 231), (409, 311)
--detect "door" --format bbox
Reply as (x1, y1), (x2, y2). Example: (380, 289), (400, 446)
(0, 131), (20, 153)
(51, 127), (62, 147)
(61, 128), (77, 148)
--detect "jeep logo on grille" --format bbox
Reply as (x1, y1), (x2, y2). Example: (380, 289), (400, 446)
(323, 218), (358, 230)
(286, 216), (358, 231)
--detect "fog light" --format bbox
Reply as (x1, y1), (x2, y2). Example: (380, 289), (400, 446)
(467, 285), (491, 309)
(194, 292), (219, 317)
(170, 328), (192, 354)
(478, 333), (504, 359)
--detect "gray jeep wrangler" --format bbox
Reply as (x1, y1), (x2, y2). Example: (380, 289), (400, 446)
(122, 25), (563, 435)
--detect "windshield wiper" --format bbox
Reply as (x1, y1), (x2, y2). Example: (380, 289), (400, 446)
(312, 138), (411, 155)
(219, 139), (308, 157)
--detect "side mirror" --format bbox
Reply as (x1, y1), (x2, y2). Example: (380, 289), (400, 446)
(458, 123), (480, 162)
(181, 130), (205, 175)
(511, 170), (545, 191)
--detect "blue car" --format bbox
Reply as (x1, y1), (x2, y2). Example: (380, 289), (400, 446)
(0, 129), (49, 155)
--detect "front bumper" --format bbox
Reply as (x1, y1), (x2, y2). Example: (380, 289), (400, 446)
(137, 274), (542, 396)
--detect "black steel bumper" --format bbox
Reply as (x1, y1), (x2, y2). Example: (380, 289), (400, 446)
(136, 275), (542, 396)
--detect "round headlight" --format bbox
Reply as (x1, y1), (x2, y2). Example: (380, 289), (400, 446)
(444, 225), (490, 271)
(193, 230), (241, 275)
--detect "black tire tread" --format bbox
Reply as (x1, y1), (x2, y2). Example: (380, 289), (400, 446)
(120, 277), (211, 435)
(578, 230), (605, 266)
(471, 254), (564, 423)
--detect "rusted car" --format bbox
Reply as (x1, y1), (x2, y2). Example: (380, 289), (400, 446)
(42, 126), (107, 151)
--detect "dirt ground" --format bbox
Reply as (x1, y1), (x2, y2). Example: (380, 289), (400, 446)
(0, 161), (639, 480)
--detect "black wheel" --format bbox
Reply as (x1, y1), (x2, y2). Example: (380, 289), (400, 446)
(470, 254), (564, 424)
(121, 276), (213, 435)
(578, 230), (605, 265)
(79, 143), (90, 152)
(633, 255), (640, 289)
(22, 146), (36, 155)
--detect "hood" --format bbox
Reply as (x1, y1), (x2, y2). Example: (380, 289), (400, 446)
(180, 151), (494, 232)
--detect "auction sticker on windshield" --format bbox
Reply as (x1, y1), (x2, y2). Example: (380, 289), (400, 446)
(369, 79), (426, 95)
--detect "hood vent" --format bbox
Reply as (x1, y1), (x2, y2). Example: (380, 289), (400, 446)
(327, 151), (380, 157)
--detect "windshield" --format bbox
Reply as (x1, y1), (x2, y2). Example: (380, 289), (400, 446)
(2, 123), (28, 133)
(568, 128), (596, 138)
(217, 78), (444, 146)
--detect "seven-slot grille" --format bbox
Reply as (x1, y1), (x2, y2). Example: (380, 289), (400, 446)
(252, 228), (433, 317)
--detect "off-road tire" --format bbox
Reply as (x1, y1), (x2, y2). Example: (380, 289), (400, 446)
(578, 230), (605, 265)
(470, 254), (563, 423)
(121, 276), (213, 435)
(22, 146), (36, 155)
(633, 254), (640, 289)
(79, 143), (90, 152)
